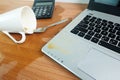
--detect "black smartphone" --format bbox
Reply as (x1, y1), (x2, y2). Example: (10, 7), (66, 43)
(32, 0), (55, 19)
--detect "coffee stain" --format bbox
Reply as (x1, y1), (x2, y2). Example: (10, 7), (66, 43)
(47, 42), (57, 49)
(47, 42), (68, 54)
(0, 61), (17, 80)
(24, 27), (29, 32)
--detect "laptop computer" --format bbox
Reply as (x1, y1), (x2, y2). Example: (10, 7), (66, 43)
(42, 0), (120, 80)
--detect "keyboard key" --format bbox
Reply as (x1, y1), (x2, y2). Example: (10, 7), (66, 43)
(78, 22), (88, 28)
(94, 28), (101, 33)
(101, 22), (107, 26)
(109, 39), (118, 46)
(116, 36), (120, 41)
(96, 18), (102, 22)
(80, 20), (89, 24)
(102, 19), (107, 23)
(71, 29), (79, 34)
(88, 31), (95, 36)
(114, 23), (120, 30)
(91, 37), (99, 43)
(114, 23), (120, 27)
(78, 32), (85, 37)
(108, 33), (116, 39)
(88, 26), (94, 30)
(94, 33), (102, 39)
(95, 18), (102, 23)
(99, 40), (120, 54)
(101, 31), (108, 35)
(95, 25), (102, 28)
(75, 27), (88, 33)
(116, 31), (120, 35)
(115, 26), (120, 30)
(108, 24), (114, 29)
(109, 29), (116, 33)
(83, 15), (91, 21)
(89, 22), (95, 26)
(118, 42), (120, 47)
(108, 21), (113, 24)
(84, 35), (92, 40)
(101, 36), (110, 42)
(102, 26), (109, 31)
(89, 17), (96, 22)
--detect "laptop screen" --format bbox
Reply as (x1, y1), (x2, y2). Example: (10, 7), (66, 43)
(88, 0), (120, 16)
(95, 0), (120, 7)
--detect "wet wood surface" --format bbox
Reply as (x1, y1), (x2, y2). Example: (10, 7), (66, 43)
(0, 0), (87, 80)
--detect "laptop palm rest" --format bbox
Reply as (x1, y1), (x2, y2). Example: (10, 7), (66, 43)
(77, 48), (120, 80)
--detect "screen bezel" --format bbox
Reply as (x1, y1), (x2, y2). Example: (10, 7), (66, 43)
(88, 0), (120, 16)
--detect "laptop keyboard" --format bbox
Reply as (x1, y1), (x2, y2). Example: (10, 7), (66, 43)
(71, 15), (120, 54)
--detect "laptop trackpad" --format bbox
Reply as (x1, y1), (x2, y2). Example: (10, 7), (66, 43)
(77, 49), (120, 80)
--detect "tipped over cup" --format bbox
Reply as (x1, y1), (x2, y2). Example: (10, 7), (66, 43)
(0, 6), (37, 43)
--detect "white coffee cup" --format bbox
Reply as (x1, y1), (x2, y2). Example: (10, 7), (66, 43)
(0, 6), (36, 43)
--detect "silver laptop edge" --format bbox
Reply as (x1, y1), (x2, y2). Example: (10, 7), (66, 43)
(42, 0), (120, 80)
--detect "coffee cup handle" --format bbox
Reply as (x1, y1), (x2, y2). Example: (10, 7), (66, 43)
(2, 31), (26, 44)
